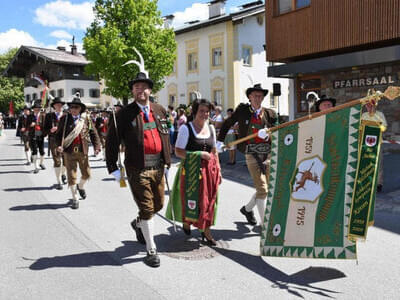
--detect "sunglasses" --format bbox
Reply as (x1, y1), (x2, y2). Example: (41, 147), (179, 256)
(70, 105), (81, 109)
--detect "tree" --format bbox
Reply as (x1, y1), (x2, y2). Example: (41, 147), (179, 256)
(83, 0), (177, 103)
(0, 48), (25, 114)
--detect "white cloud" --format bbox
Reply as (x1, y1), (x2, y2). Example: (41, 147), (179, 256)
(229, 6), (240, 13)
(0, 29), (42, 53)
(49, 30), (73, 40)
(34, 0), (94, 30)
(171, 3), (209, 29)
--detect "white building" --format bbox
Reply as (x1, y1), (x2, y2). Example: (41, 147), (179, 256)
(157, 0), (293, 118)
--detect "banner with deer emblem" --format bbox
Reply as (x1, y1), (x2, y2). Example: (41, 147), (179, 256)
(260, 105), (362, 259)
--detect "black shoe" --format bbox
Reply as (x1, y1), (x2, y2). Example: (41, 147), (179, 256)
(130, 219), (146, 244)
(71, 200), (79, 209)
(144, 249), (160, 268)
(377, 184), (383, 193)
(33, 168), (39, 174)
(55, 183), (63, 190)
(182, 223), (191, 236)
(40, 164), (46, 170)
(76, 184), (86, 199)
(201, 232), (217, 246)
(61, 175), (67, 185)
(240, 206), (257, 225)
(26, 161), (31, 166)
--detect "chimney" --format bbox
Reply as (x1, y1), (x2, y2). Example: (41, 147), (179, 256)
(57, 46), (66, 51)
(209, 0), (226, 19)
(163, 14), (175, 29)
(71, 45), (77, 55)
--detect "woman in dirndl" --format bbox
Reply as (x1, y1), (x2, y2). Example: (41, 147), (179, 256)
(166, 98), (221, 245)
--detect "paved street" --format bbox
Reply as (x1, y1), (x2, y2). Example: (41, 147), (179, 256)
(1, 128), (399, 299)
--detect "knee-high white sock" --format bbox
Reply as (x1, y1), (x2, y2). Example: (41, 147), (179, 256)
(256, 198), (266, 224)
(40, 155), (45, 165)
(70, 185), (78, 200)
(32, 155), (38, 169)
(61, 165), (66, 175)
(25, 151), (30, 162)
(78, 178), (87, 189)
(245, 193), (257, 212)
(141, 218), (156, 251)
(54, 167), (62, 184)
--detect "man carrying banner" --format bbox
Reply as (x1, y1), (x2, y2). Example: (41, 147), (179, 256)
(44, 97), (67, 190)
(106, 70), (171, 268)
(18, 106), (32, 165)
(218, 83), (276, 225)
(56, 97), (101, 209)
(27, 101), (47, 173)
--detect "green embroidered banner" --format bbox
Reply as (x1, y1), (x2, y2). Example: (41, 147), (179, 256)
(349, 122), (382, 239)
(184, 151), (201, 222)
(260, 105), (362, 259)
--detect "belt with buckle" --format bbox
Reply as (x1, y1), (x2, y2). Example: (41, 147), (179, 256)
(73, 145), (81, 153)
(144, 153), (162, 169)
(245, 143), (271, 154)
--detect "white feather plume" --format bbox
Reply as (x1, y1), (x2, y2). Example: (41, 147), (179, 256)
(194, 91), (202, 100)
(122, 47), (149, 77)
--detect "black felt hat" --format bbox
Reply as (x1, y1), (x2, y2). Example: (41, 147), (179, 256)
(115, 101), (123, 108)
(246, 83), (269, 98)
(50, 97), (65, 108)
(23, 105), (31, 110)
(67, 97), (86, 112)
(315, 95), (336, 112)
(31, 100), (42, 109)
(128, 72), (154, 90)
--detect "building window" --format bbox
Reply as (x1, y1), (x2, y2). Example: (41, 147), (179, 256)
(72, 88), (84, 97)
(57, 89), (64, 98)
(276, 0), (311, 15)
(169, 94), (176, 106)
(242, 46), (252, 66)
(49, 90), (56, 97)
(212, 48), (222, 66)
(213, 90), (222, 106)
(297, 77), (321, 113)
(32, 93), (37, 100)
(188, 53), (198, 71)
(189, 92), (197, 104)
(26, 94), (30, 102)
(89, 89), (100, 98)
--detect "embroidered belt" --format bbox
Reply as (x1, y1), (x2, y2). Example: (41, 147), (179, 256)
(72, 145), (82, 153)
(245, 143), (271, 154)
(144, 153), (162, 168)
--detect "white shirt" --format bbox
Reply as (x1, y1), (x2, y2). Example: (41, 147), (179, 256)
(175, 122), (216, 150)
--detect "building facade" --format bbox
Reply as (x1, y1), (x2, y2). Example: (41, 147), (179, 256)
(157, 0), (292, 117)
(266, 0), (400, 139)
(4, 45), (107, 108)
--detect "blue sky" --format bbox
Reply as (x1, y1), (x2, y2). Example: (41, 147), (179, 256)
(0, 0), (257, 54)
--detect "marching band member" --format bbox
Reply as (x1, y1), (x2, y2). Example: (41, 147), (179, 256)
(218, 83), (276, 225)
(27, 101), (46, 173)
(18, 106), (32, 165)
(56, 96), (101, 209)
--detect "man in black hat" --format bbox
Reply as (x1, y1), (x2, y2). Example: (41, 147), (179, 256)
(56, 96), (101, 209)
(315, 95), (336, 112)
(218, 83), (277, 226)
(27, 101), (47, 173)
(106, 71), (171, 268)
(44, 97), (67, 190)
(18, 105), (32, 165)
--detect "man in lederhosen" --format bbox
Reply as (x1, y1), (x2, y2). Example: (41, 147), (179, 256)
(96, 109), (109, 160)
(56, 97), (101, 209)
(218, 83), (276, 226)
(18, 105), (32, 165)
(106, 71), (171, 268)
(44, 97), (67, 190)
(27, 101), (47, 173)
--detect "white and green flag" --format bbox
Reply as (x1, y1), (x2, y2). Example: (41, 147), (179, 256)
(260, 105), (362, 259)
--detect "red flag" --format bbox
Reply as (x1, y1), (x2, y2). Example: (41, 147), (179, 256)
(9, 100), (14, 116)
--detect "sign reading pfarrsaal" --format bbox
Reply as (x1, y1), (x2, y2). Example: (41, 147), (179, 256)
(333, 75), (396, 89)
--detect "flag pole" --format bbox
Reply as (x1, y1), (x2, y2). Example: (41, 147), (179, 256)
(226, 86), (400, 149)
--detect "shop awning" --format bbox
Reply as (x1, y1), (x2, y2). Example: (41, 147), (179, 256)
(268, 45), (400, 78)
